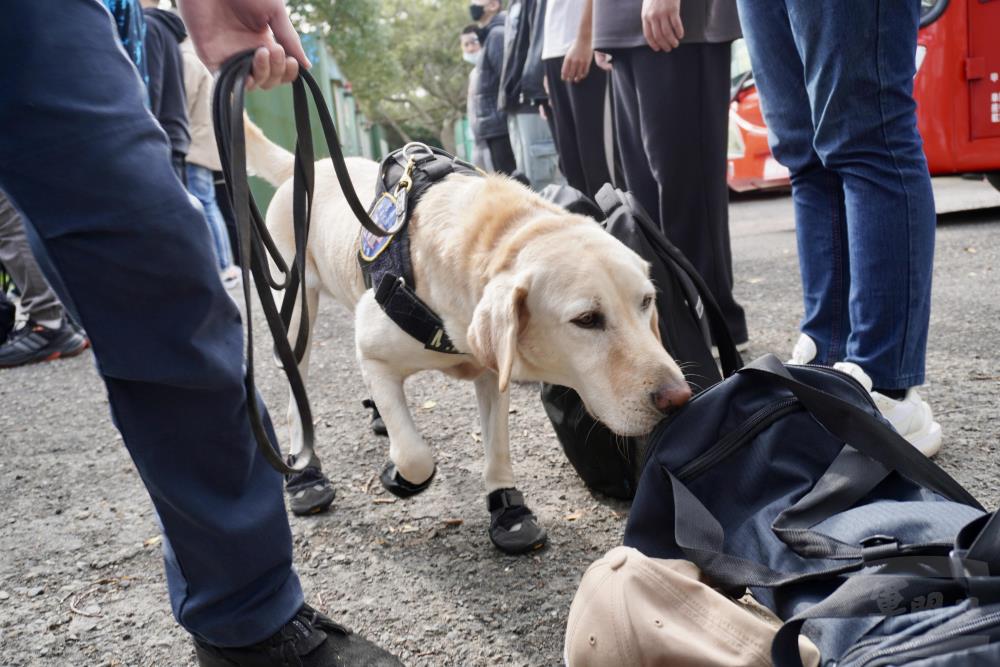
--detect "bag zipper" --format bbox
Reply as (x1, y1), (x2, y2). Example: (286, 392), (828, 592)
(639, 363), (874, 478)
(675, 397), (802, 482)
(848, 609), (1000, 666)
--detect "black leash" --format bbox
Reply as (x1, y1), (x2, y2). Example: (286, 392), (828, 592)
(212, 51), (386, 475)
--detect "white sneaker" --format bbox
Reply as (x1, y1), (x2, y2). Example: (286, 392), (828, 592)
(788, 333), (817, 365)
(832, 361), (942, 457)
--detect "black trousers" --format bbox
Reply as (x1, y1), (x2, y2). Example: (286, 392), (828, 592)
(610, 42), (748, 344)
(544, 58), (615, 200)
(486, 134), (518, 175)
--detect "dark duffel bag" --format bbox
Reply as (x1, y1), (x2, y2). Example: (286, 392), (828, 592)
(625, 354), (1000, 665)
(538, 184), (742, 499)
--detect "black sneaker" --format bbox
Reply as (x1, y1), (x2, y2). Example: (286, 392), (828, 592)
(362, 399), (388, 437)
(285, 456), (336, 516)
(0, 319), (89, 368)
(193, 604), (402, 666)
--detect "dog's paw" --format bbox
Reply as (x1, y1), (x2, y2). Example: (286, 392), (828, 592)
(487, 487), (548, 554)
(285, 465), (336, 516)
(380, 461), (435, 498)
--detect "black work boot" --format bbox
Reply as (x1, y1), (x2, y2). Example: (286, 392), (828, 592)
(193, 604), (403, 666)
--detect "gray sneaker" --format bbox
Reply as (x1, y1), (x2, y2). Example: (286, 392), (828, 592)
(0, 319), (89, 368)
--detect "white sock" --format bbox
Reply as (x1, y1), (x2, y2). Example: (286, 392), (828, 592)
(35, 316), (63, 330)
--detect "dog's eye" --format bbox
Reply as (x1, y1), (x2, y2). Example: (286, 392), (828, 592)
(641, 294), (654, 311)
(571, 311), (605, 330)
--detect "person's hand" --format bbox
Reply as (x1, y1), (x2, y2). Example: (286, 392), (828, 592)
(641, 0), (684, 52)
(177, 0), (311, 90)
(594, 51), (613, 71)
(561, 35), (593, 83)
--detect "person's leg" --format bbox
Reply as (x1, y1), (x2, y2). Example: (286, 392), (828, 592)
(0, 0), (301, 646)
(737, 0), (851, 363)
(514, 111), (563, 190)
(487, 135), (518, 175)
(785, 0), (935, 391)
(545, 58), (589, 194)
(185, 163), (234, 271)
(565, 65), (614, 199)
(0, 191), (66, 327)
(608, 49), (660, 224)
(627, 44), (748, 344)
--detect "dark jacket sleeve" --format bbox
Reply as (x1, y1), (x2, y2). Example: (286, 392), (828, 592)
(144, 19), (165, 117)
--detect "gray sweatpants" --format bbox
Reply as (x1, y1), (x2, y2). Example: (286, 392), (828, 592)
(0, 191), (64, 324)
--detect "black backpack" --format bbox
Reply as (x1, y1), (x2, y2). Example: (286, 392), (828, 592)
(538, 184), (742, 499)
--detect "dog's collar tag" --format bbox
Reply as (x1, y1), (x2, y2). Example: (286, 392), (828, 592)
(360, 193), (403, 262)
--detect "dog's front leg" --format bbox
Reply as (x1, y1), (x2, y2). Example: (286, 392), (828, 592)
(360, 356), (437, 495)
(473, 373), (515, 492)
(474, 374), (548, 554)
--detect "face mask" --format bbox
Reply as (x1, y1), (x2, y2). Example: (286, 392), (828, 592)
(462, 51), (481, 65)
(469, 4), (485, 21)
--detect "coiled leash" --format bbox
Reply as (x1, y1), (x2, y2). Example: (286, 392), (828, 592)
(212, 51), (388, 475)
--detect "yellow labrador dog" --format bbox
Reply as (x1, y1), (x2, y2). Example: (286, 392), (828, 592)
(245, 121), (690, 553)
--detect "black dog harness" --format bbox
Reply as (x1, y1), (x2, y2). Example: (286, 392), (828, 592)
(360, 144), (482, 355)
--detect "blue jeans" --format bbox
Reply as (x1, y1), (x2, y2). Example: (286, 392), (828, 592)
(508, 111), (564, 191)
(186, 163), (234, 271)
(0, 0), (302, 646)
(736, 0), (936, 389)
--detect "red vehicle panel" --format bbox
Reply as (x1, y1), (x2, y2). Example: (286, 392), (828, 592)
(728, 0), (1000, 191)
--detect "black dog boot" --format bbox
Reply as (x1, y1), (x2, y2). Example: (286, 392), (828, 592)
(379, 461), (435, 498)
(362, 398), (388, 437)
(487, 488), (547, 554)
(285, 456), (336, 516)
(194, 603), (402, 666)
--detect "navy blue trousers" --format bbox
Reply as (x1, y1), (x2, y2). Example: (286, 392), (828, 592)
(0, 0), (303, 646)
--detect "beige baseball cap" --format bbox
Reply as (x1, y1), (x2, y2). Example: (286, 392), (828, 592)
(564, 547), (820, 667)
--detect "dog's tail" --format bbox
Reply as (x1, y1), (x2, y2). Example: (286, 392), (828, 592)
(243, 112), (296, 187)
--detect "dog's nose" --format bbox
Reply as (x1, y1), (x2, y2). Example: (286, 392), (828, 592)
(651, 383), (691, 413)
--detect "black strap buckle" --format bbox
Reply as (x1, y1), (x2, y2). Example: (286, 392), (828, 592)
(860, 535), (900, 561)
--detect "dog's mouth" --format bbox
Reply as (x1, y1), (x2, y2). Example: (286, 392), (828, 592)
(578, 398), (666, 438)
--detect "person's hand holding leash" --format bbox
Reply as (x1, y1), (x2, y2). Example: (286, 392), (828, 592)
(178, 0), (311, 89)
(641, 0), (685, 52)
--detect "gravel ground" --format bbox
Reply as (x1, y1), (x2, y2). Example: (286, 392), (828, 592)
(2, 191), (998, 666)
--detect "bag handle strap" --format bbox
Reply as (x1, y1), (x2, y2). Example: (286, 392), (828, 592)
(742, 355), (982, 509)
(594, 185), (743, 377)
(212, 52), (386, 475)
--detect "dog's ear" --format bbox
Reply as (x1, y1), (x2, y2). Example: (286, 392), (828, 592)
(467, 273), (531, 392)
(649, 301), (662, 345)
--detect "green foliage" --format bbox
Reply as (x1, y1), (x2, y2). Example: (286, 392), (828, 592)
(291, 0), (473, 149)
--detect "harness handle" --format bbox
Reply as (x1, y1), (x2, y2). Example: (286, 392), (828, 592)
(212, 51), (383, 475)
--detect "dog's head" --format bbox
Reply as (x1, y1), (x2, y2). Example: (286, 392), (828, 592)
(467, 217), (690, 436)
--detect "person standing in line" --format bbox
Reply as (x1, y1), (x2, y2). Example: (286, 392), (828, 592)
(591, 0), (749, 350)
(461, 25), (494, 171)
(1, 0), (401, 663)
(737, 0), (942, 455)
(141, 0), (191, 182)
(542, 0), (614, 199)
(470, 0), (518, 174)
(500, 0), (563, 190)
(180, 37), (242, 289)
(0, 193), (89, 368)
